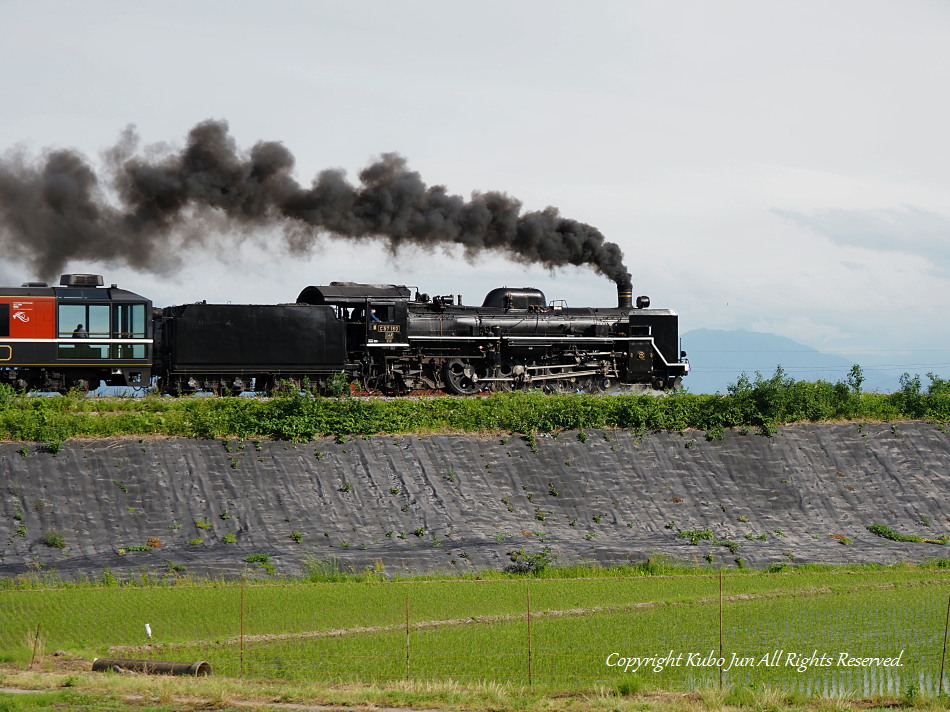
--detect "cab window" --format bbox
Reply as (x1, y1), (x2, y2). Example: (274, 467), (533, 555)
(370, 304), (394, 322)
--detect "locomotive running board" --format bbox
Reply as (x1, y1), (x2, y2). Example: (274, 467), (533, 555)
(478, 369), (608, 383)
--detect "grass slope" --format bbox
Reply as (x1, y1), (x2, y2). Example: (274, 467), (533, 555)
(1, 369), (950, 442)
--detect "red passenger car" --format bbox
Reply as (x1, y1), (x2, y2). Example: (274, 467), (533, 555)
(0, 274), (152, 392)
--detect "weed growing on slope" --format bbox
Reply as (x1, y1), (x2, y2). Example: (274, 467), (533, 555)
(40, 529), (66, 549)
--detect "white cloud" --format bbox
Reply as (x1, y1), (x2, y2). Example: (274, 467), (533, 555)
(771, 206), (950, 272)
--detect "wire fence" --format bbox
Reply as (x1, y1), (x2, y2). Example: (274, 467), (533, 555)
(3, 569), (950, 697)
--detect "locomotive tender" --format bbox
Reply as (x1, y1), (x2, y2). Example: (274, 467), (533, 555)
(1, 274), (688, 395)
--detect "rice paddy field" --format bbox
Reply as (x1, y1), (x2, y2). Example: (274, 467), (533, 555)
(2, 565), (950, 698)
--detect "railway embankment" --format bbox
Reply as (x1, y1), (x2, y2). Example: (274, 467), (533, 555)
(1, 421), (948, 579)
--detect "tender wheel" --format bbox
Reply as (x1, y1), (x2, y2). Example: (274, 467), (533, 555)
(66, 377), (93, 393)
(443, 359), (482, 395)
(229, 377), (247, 396)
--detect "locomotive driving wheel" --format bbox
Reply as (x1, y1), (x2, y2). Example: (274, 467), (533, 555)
(596, 377), (621, 394)
(551, 378), (578, 394)
(489, 364), (515, 392)
(538, 366), (575, 394)
(443, 359), (482, 395)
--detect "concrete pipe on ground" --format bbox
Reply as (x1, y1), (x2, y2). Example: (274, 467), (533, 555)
(92, 658), (211, 676)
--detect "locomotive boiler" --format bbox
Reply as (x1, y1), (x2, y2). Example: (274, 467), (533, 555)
(155, 280), (688, 395)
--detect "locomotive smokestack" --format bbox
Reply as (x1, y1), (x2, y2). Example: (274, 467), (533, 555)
(0, 120), (634, 284)
(617, 280), (633, 309)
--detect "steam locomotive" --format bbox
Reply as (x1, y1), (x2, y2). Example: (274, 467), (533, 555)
(0, 274), (688, 395)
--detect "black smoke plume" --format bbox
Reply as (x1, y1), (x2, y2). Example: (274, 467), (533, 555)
(0, 120), (631, 286)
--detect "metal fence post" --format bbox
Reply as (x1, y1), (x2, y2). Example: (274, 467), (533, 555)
(405, 594), (411, 681)
(240, 577), (245, 679)
(719, 568), (723, 690)
(28, 623), (41, 670)
(527, 586), (533, 686)
(940, 593), (950, 695)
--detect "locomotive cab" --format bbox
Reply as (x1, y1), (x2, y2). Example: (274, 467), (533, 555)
(364, 301), (407, 346)
(297, 282), (411, 353)
(295, 282), (413, 392)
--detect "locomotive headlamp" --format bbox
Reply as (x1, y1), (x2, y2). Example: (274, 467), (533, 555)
(636, 295), (651, 309)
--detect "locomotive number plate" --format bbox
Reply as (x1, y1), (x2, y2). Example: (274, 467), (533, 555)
(374, 324), (400, 332)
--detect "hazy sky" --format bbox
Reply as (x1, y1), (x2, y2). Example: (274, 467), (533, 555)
(2, 1), (949, 378)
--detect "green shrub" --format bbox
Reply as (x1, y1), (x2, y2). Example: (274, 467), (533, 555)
(723, 685), (757, 708)
(244, 552), (276, 575)
(299, 555), (384, 583)
(40, 529), (66, 549)
(677, 529), (714, 545)
(0, 366), (947, 442)
(866, 523), (946, 544)
(327, 371), (350, 397)
(506, 546), (556, 574)
(616, 675), (644, 696)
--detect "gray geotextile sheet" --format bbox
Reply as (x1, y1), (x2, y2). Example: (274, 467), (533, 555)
(1, 422), (948, 578)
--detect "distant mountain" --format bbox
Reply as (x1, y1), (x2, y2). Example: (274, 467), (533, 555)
(680, 329), (860, 394)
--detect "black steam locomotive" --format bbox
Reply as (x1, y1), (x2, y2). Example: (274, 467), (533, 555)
(1, 274), (688, 395)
